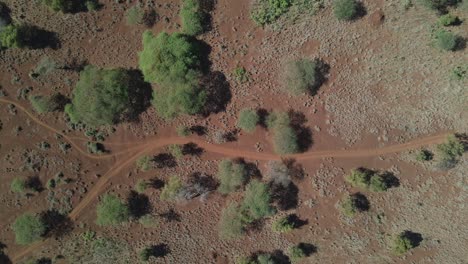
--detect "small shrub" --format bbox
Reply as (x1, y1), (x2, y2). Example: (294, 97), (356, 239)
(438, 13), (459, 26)
(85, 0), (99, 11)
(65, 66), (132, 126)
(368, 174), (389, 192)
(415, 149), (433, 161)
(0, 24), (21, 48)
(139, 215), (159, 228)
(282, 59), (321, 95)
(288, 245), (306, 263)
(96, 194), (130, 226)
(233, 66), (249, 83)
(180, 0), (204, 36)
(139, 247), (152, 261)
(271, 216), (294, 233)
(257, 254), (275, 264)
(86, 142), (105, 154)
(126, 5), (145, 25)
(46, 178), (56, 189)
(241, 180), (275, 222)
(216, 159), (247, 194)
(11, 178), (26, 193)
(12, 213), (46, 245)
(434, 29), (460, 51)
(345, 169), (371, 189)
(160, 176), (183, 200)
(251, 0), (292, 26)
(219, 202), (245, 239)
(333, 0), (358, 21)
(136, 155), (152, 171)
(135, 179), (148, 193)
(176, 125), (190, 136)
(237, 109), (259, 133)
(451, 65), (467, 80)
(168, 144), (183, 159)
(393, 232), (417, 255)
(436, 134), (464, 169)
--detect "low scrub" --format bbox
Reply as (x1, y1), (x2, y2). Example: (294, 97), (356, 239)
(237, 109), (259, 133)
(96, 194), (130, 226)
(251, 0), (292, 26)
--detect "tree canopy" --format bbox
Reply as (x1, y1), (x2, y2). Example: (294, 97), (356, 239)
(12, 213), (47, 245)
(96, 194), (130, 226)
(65, 66), (132, 127)
(217, 159), (247, 194)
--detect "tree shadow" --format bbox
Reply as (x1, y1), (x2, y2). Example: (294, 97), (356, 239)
(310, 59), (330, 96)
(198, 0), (215, 33)
(403, 230), (423, 247)
(189, 172), (218, 190)
(455, 37), (466, 51)
(152, 153), (177, 168)
(283, 159), (305, 180)
(21, 25), (60, 50)
(352, 192), (370, 212)
(193, 38), (212, 74)
(288, 110), (312, 152)
(223, 129), (239, 142)
(179, 173), (218, 200)
(37, 258), (52, 264)
(143, 9), (159, 28)
(26, 176), (44, 193)
(288, 214), (308, 228)
(124, 69), (153, 122)
(271, 250), (290, 264)
(40, 210), (73, 238)
(0, 253), (11, 264)
(159, 208), (181, 222)
(257, 108), (269, 128)
(127, 191), (151, 219)
(270, 182), (299, 210)
(353, 2), (367, 21)
(182, 143), (204, 156)
(298, 242), (317, 256)
(149, 243), (170, 258)
(149, 178), (165, 189)
(201, 71), (232, 116)
(60, 58), (89, 72)
(381, 172), (400, 188)
(236, 158), (262, 182)
(189, 125), (207, 136)
(0, 2), (12, 26)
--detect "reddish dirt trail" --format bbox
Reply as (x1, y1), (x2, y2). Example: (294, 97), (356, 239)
(4, 97), (452, 262)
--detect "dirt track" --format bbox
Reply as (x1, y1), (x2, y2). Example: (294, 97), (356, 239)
(2, 97), (451, 262)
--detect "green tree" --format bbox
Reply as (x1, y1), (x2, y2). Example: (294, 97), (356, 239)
(415, 149), (433, 161)
(217, 159), (247, 194)
(434, 29), (460, 51)
(180, 0), (204, 36)
(340, 193), (369, 217)
(168, 144), (183, 159)
(393, 232), (418, 255)
(136, 155), (152, 171)
(436, 134), (465, 169)
(237, 109), (259, 133)
(345, 169), (371, 189)
(96, 194), (130, 226)
(160, 176), (183, 200)
(282, 59), (320, 95)
(267, 111), (299, 155)
(241, 180), (275, 222)
(288, 245), (306, 263)
(438, 13), (459, 26)
(333, 0), (358, 21)
(139, 246), (152, 261)
(152, 82), (206, 119)
(29, 94), (63, 113)
(369, 174), (389, 192)
(65, 66), (132, 127)
(219, 202), (245, 239)
(10, 178), (26, 193)
(271, 216), (294, 233)
(0, 24), (21, 48)
(12, 213), (46, 245)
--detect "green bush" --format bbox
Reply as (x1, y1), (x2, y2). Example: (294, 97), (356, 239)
(10, 178), (26, 193)
(288, 245), (306, 263)
(126, 5), (145, 25)
(168, 144), (183, 159)
(282, 59), (321, 95)
(136, 155), (152, 171)
(237, 109), (259, 133)
(233, 66), (249, 83)
(436, 134), (464, 168)
(160, 176), (183, 200)
(96, 194), (130, 226)
(152, 82), (206, 119)
(139, 247), (152, 261)
(451, 65), (467, 80)
(139, 215), (159, 228)
(42, 0), (74, 12)
(267, 112), (299, 155)
(415, 149), (433, 161)
(345, 169), (371, 189)
(434, 29), (460, 51)
(65, 66), (132, 127)
(0, 24), (21, 48)
(438, 13), (459, 26)
(333, 0), (358, 21)
(219, 202), (245, 239)
(241, 180), (275, 222)
(135, 179), (148, 193)
(271, 216), (294, 233)
(257, 254), (276, 264)
(419, 0), (461, 12)
(368, 174), (389, 192)
(393, 232), (416, 255)
(12, 213), (46, 245)
(29, 94), (63, 114)
(251, 0), (292, 26)
(177, 125), (191, 136)
(180, 0), (204, 36)
(216, 159), (247, 194)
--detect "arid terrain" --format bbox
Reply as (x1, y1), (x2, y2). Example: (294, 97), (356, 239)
(0, 0), (467, 263)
